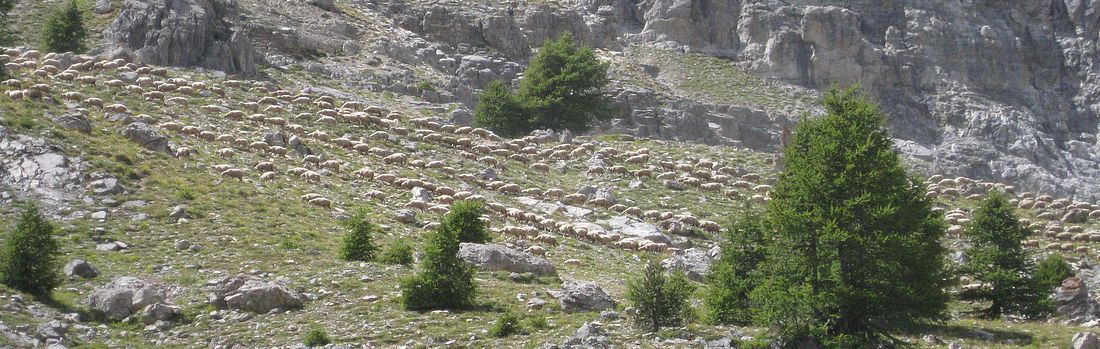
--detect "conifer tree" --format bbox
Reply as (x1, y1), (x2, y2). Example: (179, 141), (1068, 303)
(399, 224), (477, 310)
(960, 192), (1048, 318)
(42, 0), (87, 53)
(0, 204), (62, 297)
(703, 213), (767, 325)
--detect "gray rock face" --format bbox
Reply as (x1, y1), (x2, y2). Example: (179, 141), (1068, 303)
(87, 277), (166, 320)
(1074, 332), (1100, 349)
(1055, 277), (1099, 324)
(63, 259), (99, 278)
(36, 320), (67, 341)
(206, 274), (306, 313)
(0, 134), (85, 208)
(660, 248), (712, 282)
(104, 0), (256, 75)
(88, 178), (123, 195)
(50, 111), (92, 133)
(457, 243), (557, 276)
(122, 122), (170, 154)
(601, 216), (669, 244)
(550, 280), (614, 312)
(562, 321), (610, 349)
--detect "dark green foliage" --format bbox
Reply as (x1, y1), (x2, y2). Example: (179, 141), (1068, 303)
(626, 261), (696, 332)
(302, 326), (331, 347)
(379, 239), (414, 265)
(474, 33), (614, 138)
(400, 225), (477, 311)
(1035, 254), (1073, 293)
(960, 192), (1049, 318)
(472, 81), (527, 138)
(0, 204), (61, 297)
(443, 200), (489, 243)
(338, 208), (377, 262)
(488, 311), (521, 337)
(750, 87), (950, 346)
(703, 213), (766, 325)
(42, 0), (88, 54)
(524, 313), (548, 330)
(0, 0), (17, 46)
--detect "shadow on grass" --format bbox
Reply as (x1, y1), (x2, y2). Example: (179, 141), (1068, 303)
(908, 323), (1033, 346)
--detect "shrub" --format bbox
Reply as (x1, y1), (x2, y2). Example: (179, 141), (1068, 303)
(960, 191), (1049, 318)
(0, 204), (62, 297)
(474, 33), (614, 138)
(525, 313), (548, 330)
(415, 81), (438, 92)
(488, 311), (521, 337)
(400, 225), (477, 311)
(626, 261), (695, 332)
(703, 213), (766, 325)
(338, 208), (377, 262)
(379, 239), (414, 265)
(0, 0), (17, 47)
(443, 200), (489, 243)
(302, 326), (331, 347)
(1035, 253), (1073, 292)
(750, 87), (950, 346)
(42, 0), (88, 54)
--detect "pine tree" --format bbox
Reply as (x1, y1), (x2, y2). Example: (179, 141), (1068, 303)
(960, 191), (1048, 318)
(41, 0), (88, 54)
(750, 87), (949, 346)
(338, 208), (377, 262)
(626, 261), (696, 332)
(0, 0), (18, 47)
(0, 204), (62, 297)
(1035, 253), (1073, 293)
(703, 213), (766, 325)
(442, 200), (489, 243)
(473, 33), (614, 137)
(400, 224), (477, 311)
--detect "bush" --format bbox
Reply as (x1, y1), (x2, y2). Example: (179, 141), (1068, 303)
(379, 239), (414, 265)
(400, 225), (478, 311)
(42, 0), (87, 54)
(0, 0), (17, 47)
(0, 204), (62, 297)
(960, 191), (1049, 318)
(1035, 253), (1073, 292)
(488, 311), (521, 337)
(703, 213), (766, 325)
(525, 313), (548, 330)
(626, 261), (695, 332)
(302, 326), (331, 347)
(338, 208), (377, 262)
(750, 87), (950, 346)
(443, 200), (489, 243)
(474, 33), (614, 138)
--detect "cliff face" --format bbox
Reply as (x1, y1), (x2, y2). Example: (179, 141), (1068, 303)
(614, 0), (1100, 200)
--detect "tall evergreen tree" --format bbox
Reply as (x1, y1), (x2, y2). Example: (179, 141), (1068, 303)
(0, 204), (61, 297)
(338, 208), (377, 262)
(442, 200), (489, 243)
(751, 87), (949, 346)
(959, 191), (1048, 318)
(399, 224), (477, 311)
(627, 261), (696, 332)
(703, 213), (767, 325)
(0, 0), (18, 46)
(474, 33), (614, 137)
(41, 0), (87, 53)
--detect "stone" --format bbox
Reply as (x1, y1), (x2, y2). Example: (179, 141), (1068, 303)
(36, 320), (67, 341)
(1074, 332), (1100, 349)
(174, 240), (192, 250)
(449, 109), (473, 125)
(87, 277), (166, 320)
(96, 242), (126, 252)
(478, 167), (498, 181)
(593, 187), (616, 204)
(88, 178), (123, 195)
(63, 259), (99, 278)
(394, 209), (417, 224)
(601, 216), (670, 244)
(168, 205), (190, 220)
(1065, 209), (1090, 223)
(206, 274), (306, 313)
(410, 187), (432, 202)
(262, 132), (286, 147)
(663, 180), (685, 190)
(457, 243), (557, 276)
(93, 0), (113, 14)
(306, 0), (336, 11)
(550, 280), (614, 312)
(287, 135), (313, 155)
(563, 322), (609, 348)
(103, 0), (256, 75)
(122, 123), (170, 154)
(51, 111), (92, 133)
(660, 248), (712, 282)
(599, 310), (618, 320)
(141, 303), (180, 324)
(1055, 277), (1100, 324)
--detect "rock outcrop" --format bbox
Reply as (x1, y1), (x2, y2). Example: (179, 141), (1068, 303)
(103, 0), (256, 75)
(458, 243), (557, 276)
(550, 280), (615, 312)
(87, 277), (167, 320)
(206, 274), (306, 313)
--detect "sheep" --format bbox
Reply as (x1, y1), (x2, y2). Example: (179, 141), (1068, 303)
(259, 171), (277, 181)
(525, 246), (547, 256)
(159, 122), (183, 131)
(478, 156), (498, 166)
(308, 197), (332, 209)
(220, 168), (245, 181)
(320, 160), (343, 171)
(384, 153), (408, 164)
(174, 147), (193, 158)
(300, 171), (322, 183)
(216, 148), (236, 159)
(6, 90), (22, 100)
(374, 173), (397, 183)
(254, 162), (276, 172)
(249, 141), (270, 151)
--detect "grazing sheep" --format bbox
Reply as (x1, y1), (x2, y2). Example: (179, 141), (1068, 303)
(525, 246), (547, 256)
(249, 141), (269, 151)
(300, 171), (322, 183)
(174, 147), (193, 158)
(254, 162), (276, 172)
(320, 160), (343, 171)
(308, 197), (332, 208)
(216, 148), (236, 159)
(384, 153), (408, 164)
(260, 171), (276, 181)
(220, 168), (245, 181)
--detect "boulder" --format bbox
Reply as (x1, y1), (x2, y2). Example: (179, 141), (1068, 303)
(1054, 277), (1099, 324)
(410, 187), (432, 202)
(287, 135), (313, 155)
(602, 216), (670, 244)
(50, 111), (92, 133)
(122, 122), (170, 154)
(206, 274), (306, 313)
(1075, 333), (1100, 349)
(562, 321), (609, 348)
(35, 320), (67, 341)
(141, 303), (180, 324)
(93, 0), (114, 14)
(87, 277), (166, 320)
(103, 0), (256, 75)
(63, 259), (99, 278)
(660, 248), (712, 282)
(550, 280), (614, 312)
(458, 243), (557, 276)
(87, 178), (123, 195)
(394, 209), (417, 224)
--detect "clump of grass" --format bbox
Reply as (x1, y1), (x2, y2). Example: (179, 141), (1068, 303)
(302, 326), (331, 347)
(379, 239), (414, 265)
(488, 311), (521, 338)
(525, 313), (548, 330)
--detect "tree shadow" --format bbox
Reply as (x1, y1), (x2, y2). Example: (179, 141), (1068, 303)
(909, 323), (1034, 346)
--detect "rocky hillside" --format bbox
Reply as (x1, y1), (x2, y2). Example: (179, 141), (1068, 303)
(1, 0), (1100, 348)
